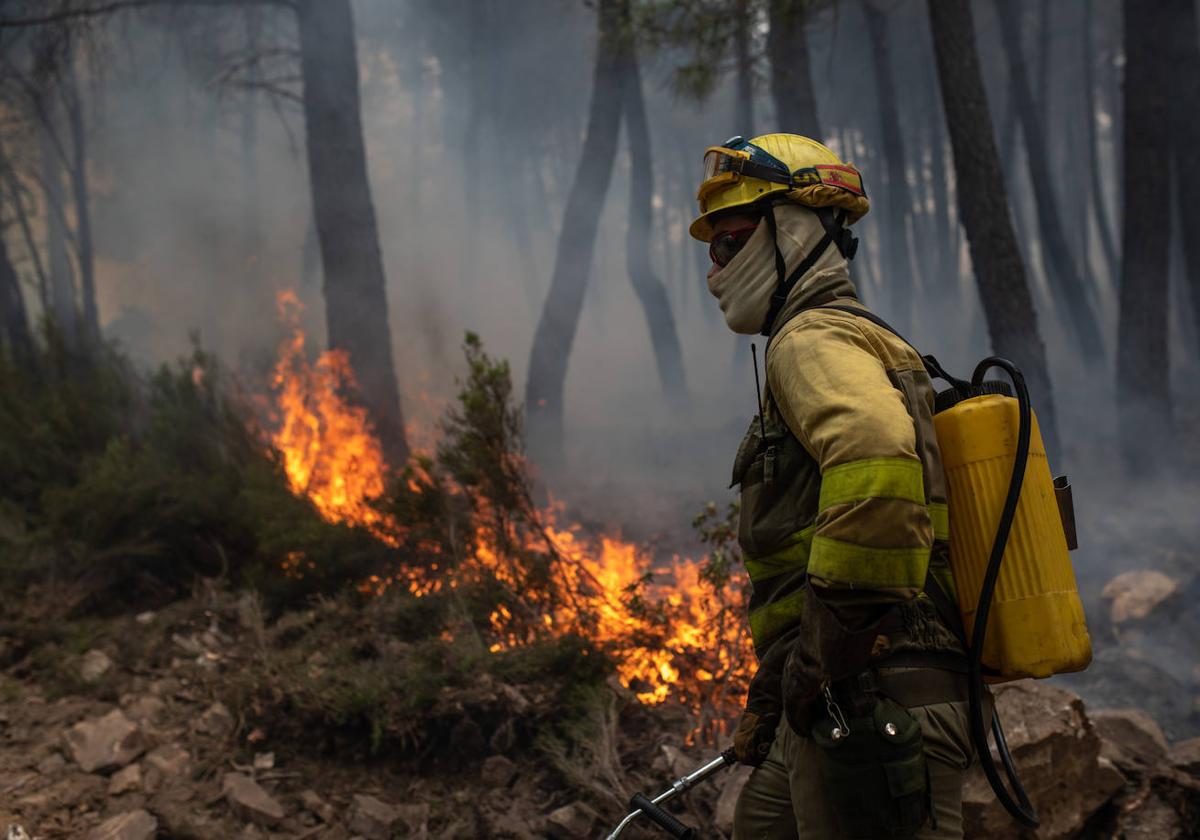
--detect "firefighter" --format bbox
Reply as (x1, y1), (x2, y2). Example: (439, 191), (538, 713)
(692, 134), (975, 839)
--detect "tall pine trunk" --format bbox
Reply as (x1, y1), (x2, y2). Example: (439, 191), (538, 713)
(1166, 0), (1200, 343)
(927, 0), (1060, 455)
(767, 0), (821, 137)
(862, 0), (916, 328)
(40, 118), (76, 341)
(0, 232), (33, 364)
(63, 47), (97, 343)
(1117, 0), (1173, 472)
(525, 0), (627, 462)
(1082, 0), (1118, 287)
(623, 43), (687, 403)
(734, 0), (755, 133)
(993, 0), (1105, 363)
(295, 0), (409, 466)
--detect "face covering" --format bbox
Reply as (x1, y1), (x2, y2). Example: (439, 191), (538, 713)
(706, 204), (847, 335)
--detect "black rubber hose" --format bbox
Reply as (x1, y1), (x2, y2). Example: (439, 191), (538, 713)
(630, 794), (696, 839)
(967, 357), (1039, 829)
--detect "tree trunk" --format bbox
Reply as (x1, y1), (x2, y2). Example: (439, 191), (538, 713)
(63, 47), (97, 343)
(0, 232), (33, 364)
(1117, 0), (1174, 471)
(295, 0), (409, 466)
(623, 40), (688, 404)
(862, 0), (916, 328)
(1166, 0), (1200, 344)
(993, 0), (1106, 363)
(927, 0), (1060, 455)
(767, 0), (821, 138)
(734, 0), (755, 134)
(1082, 0), (1118, 287)
(524, 0), (628, 463)
(40, 116), (76, 341)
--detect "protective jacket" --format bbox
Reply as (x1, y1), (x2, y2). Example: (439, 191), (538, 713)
(732, 270), (963, 684)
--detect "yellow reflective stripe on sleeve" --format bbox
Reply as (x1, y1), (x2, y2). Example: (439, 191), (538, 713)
(807, 535), (930, 590)
(929, 502), (949, 541)
(743, 525), (816, 584)
(818, 457), (926, 512)
(749, 587), (807, 647)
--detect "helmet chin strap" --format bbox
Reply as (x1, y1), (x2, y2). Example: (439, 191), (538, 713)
(758, 203), (858, 337)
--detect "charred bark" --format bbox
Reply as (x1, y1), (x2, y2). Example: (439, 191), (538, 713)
(525, 0), (628, 462)
(862, 0), (916, 326)
(1166, 0), (1200, 345)
(767, 0), (821, 137)
(295, 0), (409, 466)
(927, 0), (1060, 455)
(1117, 0), (1174, 471)
(623, 40), (688, 404)
(993, 0), (1106, 363)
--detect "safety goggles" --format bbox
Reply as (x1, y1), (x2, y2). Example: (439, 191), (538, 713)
(697, 137), (796, 204)
(709, 224), (760, 267)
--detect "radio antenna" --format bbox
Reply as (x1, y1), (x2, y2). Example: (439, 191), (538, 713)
(751, 343), (767, 441)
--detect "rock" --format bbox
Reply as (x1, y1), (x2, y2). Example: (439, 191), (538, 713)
(1102, 570), (1180, 625)
(545, 801), (598, 838)
(35, 752), (66, 775)
(80, 650), (113, 683)
(134, 611), (155, 625)
(144, 742), (190, 777)
(109, 763), (141, 795)
(396, 803), (431, 839)
(1169, 737), (1200, 776)
(963, 681), (1125, 840)
(1116, 791), (1186, 839)
(1092, 708), (1169, 772)
(222, 773), (285, 826)
(252, 751), (274, 771)
(63, 709), (145, 773)
(348, 794), (400, 840)
(481, 754), (517, 788)
(5, 827), (32, 840)
(196, 701), (234, 737)
(299, 790), (334, 823)
(714, 765), (752, 836)
(86, 809), (158, 840)
(122, 695), (166, 724)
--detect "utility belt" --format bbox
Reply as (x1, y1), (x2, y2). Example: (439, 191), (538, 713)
(805, 654), (988, 840)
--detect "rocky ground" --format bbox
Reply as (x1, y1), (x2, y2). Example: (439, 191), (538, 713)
(0, 571), (1198, 839)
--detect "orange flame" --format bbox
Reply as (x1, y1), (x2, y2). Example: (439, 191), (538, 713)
(266, 291), (752, 730)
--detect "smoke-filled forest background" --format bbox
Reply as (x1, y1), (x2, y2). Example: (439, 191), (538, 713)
(0, 0), (1199, 838)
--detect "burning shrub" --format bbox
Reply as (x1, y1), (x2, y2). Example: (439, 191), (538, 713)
(0, 330), (391, 613)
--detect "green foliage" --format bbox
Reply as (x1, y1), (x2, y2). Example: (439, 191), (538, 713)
(0, 333), (391, 612)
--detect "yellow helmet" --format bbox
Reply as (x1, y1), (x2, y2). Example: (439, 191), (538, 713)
(689, 133), (870, 242)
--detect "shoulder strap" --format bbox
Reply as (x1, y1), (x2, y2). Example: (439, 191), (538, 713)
(810, 304), (971, 391)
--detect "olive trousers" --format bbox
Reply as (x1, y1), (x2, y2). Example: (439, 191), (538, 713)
(732, 701), (974, 840)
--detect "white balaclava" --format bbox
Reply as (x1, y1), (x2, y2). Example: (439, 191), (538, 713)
(706, 203), (850, 335)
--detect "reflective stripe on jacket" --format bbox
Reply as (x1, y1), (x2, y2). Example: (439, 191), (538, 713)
(733, 270), (960, 662)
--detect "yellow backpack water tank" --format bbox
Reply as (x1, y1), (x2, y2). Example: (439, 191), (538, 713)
(934, 393), (1092, 681)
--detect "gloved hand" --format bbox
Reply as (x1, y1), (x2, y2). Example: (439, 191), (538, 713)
(731, 633), (793, 767)
(781, 585), (888, 735)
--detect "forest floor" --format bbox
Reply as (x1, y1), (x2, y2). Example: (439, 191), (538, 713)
(1, 572), (1199, 840)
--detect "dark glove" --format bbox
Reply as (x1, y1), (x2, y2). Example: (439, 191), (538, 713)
(781, 585), (888, 735)
(731, 633), (794, 767)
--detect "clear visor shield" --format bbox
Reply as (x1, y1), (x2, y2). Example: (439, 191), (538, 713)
(697, 147), (748, 202)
